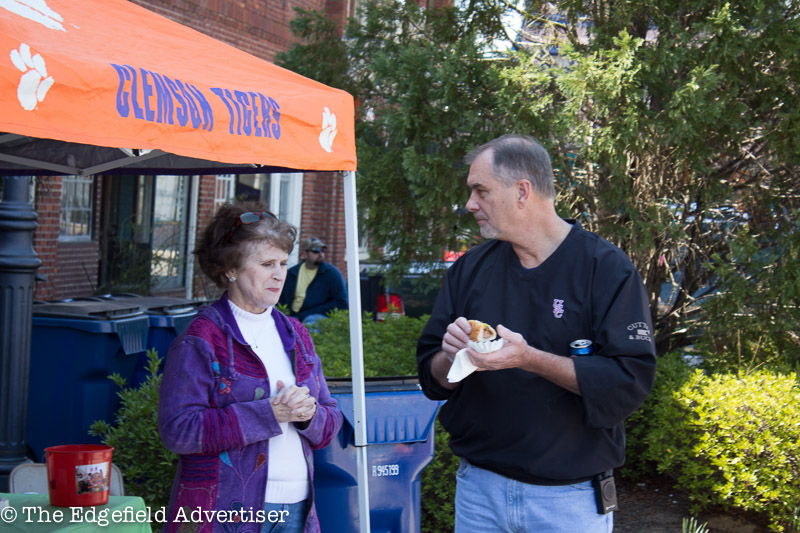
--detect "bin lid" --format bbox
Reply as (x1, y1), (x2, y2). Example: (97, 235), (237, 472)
(328, 377), (442, 444)
(326, 376), (422, 394)
(32, 299), (145, 320)
(98, 293), (201, 315)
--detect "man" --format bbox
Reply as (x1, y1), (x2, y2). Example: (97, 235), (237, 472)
(279, 237), (348, 326)
(417, 135), (657, 532)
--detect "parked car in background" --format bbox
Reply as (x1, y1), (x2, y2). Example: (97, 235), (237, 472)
(359, 262), (453, 321)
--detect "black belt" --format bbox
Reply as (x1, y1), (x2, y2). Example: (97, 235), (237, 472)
(469, 460), (613, 486)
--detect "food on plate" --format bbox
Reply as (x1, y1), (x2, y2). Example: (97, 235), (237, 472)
(468, 320), (497, 342)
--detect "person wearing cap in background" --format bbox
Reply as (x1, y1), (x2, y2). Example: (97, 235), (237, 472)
(279, 237), (348, 327)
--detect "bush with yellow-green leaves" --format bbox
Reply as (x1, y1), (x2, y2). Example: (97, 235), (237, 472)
(645, 369), (800, 532)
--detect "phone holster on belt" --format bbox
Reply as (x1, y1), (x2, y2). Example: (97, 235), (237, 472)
(593, 471), (618, 514)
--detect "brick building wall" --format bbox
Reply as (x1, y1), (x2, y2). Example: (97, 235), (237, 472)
(31, 176), (60, 301)
(129, 0), (327, 63)
(297, 172), (347, 278)
(191, 174), (223, 301)
(54, 240), (100, 299)
(33, 176), (102, 301)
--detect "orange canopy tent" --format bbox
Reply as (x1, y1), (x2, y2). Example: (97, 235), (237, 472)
(0, 1), (372, 529)
(0, 0), (356, 174)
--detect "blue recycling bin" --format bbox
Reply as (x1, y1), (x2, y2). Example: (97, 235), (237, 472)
(98, 294), (200, 386)
(313, 377), (443, 533)
(26, 299), (149, 461)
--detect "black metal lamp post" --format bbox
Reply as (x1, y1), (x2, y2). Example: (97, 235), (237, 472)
(0, 175), (41, 491)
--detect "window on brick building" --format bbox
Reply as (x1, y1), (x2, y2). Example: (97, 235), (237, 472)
(214, 174), (235, 211)
(59, 175), (94, 241)
(151, 175), (190, 291)
(99, 174), (192, 293)
(215, 173), (304, 264)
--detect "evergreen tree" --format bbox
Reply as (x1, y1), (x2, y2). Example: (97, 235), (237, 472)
(277, 0), (800, 364)
(507, 0), (800, 360)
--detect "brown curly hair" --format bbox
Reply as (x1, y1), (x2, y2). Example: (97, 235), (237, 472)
(194, 201), (297, 288)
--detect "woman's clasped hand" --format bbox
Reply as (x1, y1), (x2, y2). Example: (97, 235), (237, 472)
(272, 380), (318, 423)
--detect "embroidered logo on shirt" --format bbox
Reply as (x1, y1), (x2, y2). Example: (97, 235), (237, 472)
(553, 299), (565, 318)
(627, 322), (652, 342)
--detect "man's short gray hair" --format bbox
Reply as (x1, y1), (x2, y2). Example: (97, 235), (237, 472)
(465, 134), (556, 199)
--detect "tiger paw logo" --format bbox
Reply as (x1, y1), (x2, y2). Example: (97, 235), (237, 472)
(319, 107), (337, 153)
(11, 43), (54, 110)
(0, 0), (66, 31)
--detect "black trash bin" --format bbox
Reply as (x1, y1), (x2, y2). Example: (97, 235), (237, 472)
(26, 299), (148, 461)
(313, 377), (443, 533)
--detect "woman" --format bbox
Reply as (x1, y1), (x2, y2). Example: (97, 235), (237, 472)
(158, 202), (343, 533)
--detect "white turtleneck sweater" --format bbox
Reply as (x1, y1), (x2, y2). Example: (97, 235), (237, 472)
(228, 301), (309, 504)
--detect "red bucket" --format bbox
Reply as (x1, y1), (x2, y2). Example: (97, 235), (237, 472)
(44, 444), (114, 507)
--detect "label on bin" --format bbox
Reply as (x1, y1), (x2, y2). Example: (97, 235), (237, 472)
(372, 464), (400, 477)
(75, 462), (110, 494)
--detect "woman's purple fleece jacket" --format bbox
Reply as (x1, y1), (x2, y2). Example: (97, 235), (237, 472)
(158, 293), (343, 533)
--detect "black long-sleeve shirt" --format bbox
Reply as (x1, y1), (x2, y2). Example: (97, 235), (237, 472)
(417, 221), (657, 484)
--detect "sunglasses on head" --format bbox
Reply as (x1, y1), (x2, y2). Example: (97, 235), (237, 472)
(222, 211), (276, 244)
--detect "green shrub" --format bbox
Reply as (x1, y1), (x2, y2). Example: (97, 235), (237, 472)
(89, 349), (178, 523)
(420, 419), (458, 533)
(647, 369), (800, 531)
(86, 314), (457, 531)
(623, 350), (695, 478)
(309, 309), (425, 377)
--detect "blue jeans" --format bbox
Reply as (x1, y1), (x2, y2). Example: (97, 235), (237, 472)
(455, 459), (613, 533)
(261, 500), (308, 533)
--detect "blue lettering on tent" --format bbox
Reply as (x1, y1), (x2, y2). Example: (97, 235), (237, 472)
(268, 96), (281, 139)
(248, 93), (262, 137)
(111, 63), (214, 131)
(258, 93), (273, 138)
(140, 68), (155, 122)
(126, 66), (144, 120)
(211, 88), (235, 133)
(226, 89), (243, 135)
(112, 64), (131, 117)
(234, 91), (252, 136)
(163, 75), (188, 127)
(150, 72), (174, 125)
(211, 88), (281, 139)
(186, 84), (214, 132)
(174, 79), (201, 129)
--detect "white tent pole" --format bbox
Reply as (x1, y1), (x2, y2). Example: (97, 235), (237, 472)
(342, 170), (370, 533)
(185, 175), (199, 300)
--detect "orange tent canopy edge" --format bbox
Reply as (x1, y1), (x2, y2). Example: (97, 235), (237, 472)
(0, 0), (357, 173)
